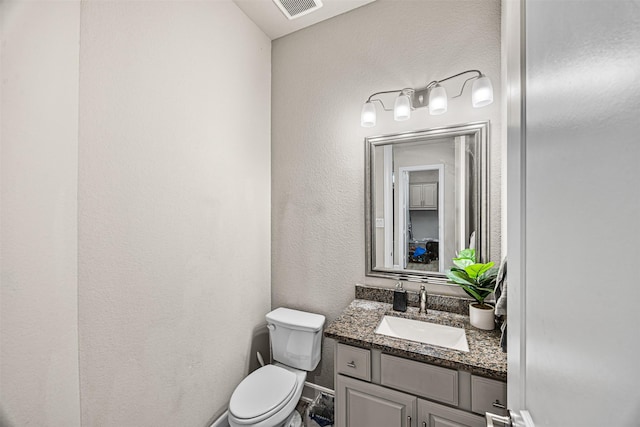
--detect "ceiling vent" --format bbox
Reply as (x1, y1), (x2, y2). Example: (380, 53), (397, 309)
(272, 0), (323, 20)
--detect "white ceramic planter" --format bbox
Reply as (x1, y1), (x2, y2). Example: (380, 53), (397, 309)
(469, 303), (495, 330)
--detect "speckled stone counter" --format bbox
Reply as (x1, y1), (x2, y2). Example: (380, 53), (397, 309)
(324, 299), (507, 381)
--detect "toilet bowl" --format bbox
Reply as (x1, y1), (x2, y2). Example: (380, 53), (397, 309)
(228, 364), (306, 427)
(227, 308), (325, 427)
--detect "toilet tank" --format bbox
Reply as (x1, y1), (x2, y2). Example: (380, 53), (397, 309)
(266, 308), (325, 372)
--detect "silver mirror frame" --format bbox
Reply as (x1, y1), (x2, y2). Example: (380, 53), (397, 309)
(365, 121), (490, 285)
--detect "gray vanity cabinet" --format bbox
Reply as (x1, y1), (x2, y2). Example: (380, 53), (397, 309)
(334, 344), (499, 427)
(336, 374), (485, 427)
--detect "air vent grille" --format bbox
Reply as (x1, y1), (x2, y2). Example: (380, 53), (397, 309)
(272, 0), (323, 20)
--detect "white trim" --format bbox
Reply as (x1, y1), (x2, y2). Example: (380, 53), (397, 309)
(437, 166), (445, 272)
(455, 136), (467, 253)
(504, 0), (528, 415)
(398, 164), (445, 271)
(398, 169), (409, 269)
(209, 410), (229, 427)
(383, 145), (394, 268)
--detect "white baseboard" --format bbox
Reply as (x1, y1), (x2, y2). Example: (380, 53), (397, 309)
(209, 410), (229, 427)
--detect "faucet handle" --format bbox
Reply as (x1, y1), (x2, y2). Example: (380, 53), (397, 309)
(419, 285), (428, 314)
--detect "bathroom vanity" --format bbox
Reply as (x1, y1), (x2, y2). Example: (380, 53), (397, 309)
(325, 297), (507, 427)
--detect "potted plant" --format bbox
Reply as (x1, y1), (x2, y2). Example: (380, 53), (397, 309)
(446, 248), (498, 330)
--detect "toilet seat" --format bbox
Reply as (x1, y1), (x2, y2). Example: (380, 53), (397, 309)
(229, 365), (297, 424)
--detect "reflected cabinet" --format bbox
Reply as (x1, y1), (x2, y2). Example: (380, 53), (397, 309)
(409, 183), (438, 210)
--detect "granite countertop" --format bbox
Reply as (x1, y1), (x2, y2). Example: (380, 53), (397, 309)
(324, 299), (507, 381)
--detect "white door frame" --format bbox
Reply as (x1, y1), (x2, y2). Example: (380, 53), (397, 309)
(383, 145), (394, 268)
(504, 0), (533, 425)
(398, 164), (445, 271)
(454, 135), (468, 253)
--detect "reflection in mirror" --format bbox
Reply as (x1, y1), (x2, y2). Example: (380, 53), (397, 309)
(365, 122), (489, 284)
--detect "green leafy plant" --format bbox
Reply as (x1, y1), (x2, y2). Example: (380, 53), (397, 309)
(446, 248), (498, 308)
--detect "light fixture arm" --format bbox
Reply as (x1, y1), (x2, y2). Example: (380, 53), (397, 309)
(450, 76), (479, 99)
(366, 88), (414, 111)
(434, 70), (483, 99)
(434, 69), (482, 86)
(363, 70), (484, 110)
(368, 97), (394, 112)
(423, 69), (484, 103)
(366, 89), (402, 102)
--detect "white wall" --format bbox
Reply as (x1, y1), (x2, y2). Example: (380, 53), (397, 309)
(77, 1), (271, 425)
(271, 0), (501, 389)
(0, 2), (81, 426)
(2, 0), (271, 425)
(522, 0), (640, 424)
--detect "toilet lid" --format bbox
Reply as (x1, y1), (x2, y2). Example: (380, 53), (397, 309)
(229, 365), (297, 420)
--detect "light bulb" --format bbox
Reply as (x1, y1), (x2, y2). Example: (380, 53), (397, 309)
(428, 85), (447, 115)
(394, 93), (411, 121)
(472, 75), (494, 108)
(361, 101), (376, 127)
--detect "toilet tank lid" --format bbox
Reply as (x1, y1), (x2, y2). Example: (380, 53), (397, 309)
(266, 308), (325, 332)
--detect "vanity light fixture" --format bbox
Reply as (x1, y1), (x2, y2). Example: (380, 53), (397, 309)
(360, 70), (493, 127)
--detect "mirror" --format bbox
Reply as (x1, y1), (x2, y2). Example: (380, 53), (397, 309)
(365, 122), (489, 284)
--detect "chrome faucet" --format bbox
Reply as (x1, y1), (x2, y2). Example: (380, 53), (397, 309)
(419, 285), (428, 314)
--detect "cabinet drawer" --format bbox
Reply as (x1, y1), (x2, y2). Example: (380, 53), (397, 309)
(336, 343), (371, 381)
(471, 375), (507, 416)
(381, 354), (458, 406)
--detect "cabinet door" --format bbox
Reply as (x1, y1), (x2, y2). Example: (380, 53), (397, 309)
(409, 184), (424, 209)
(421, 183), (437, 209)
(409, 183), (437, 210)
(336, 374), (417, 427)
(470, 375), (507, 417)
(418, 399), (485, 427)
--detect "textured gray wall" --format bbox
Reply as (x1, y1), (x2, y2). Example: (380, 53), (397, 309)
(77, 1), (271, 425)
(272, 0), (502, 389)
(1, 2), (81, 425)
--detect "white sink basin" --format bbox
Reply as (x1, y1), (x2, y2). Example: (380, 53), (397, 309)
(374, 315), (469, 352)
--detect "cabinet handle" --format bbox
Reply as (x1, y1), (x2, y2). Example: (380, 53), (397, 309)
(492, 400), (506, 409)
(422, 422), (427, 427)
(407, 415), (412, 426)
(346, 361), (356, 368)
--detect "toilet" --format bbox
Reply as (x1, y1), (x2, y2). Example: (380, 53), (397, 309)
(228, 307), (325, 427)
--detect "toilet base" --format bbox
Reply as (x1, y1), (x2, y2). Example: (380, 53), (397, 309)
(285, 410), (302, 427)
(229, 409), (301, 427)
